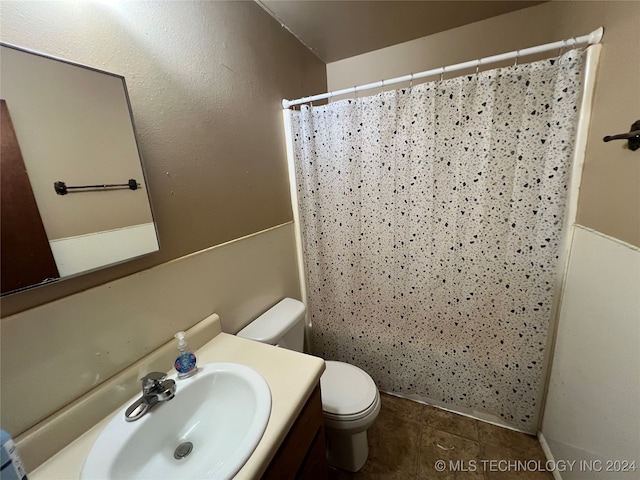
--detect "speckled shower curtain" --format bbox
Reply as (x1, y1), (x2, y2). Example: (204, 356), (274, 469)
(291, 50), (584, 432)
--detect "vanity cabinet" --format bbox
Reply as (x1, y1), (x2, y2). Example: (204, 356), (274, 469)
(262, 385), (328, 480)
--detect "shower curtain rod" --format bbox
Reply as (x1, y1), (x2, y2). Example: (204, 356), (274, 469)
(282, 27), (603, 109)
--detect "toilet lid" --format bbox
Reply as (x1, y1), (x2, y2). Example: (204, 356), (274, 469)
(320, 361), (377, 416)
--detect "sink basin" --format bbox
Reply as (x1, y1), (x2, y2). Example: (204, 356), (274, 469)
(81, 362), (271, 479)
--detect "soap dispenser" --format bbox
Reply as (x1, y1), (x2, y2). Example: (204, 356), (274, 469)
(174, 331), (197, 379)
(1, 429), (28, 480)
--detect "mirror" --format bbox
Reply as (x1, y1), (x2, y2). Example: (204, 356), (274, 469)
(0, 43), (159, 295)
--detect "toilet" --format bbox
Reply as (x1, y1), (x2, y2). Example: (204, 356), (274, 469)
(237, 298), (380, 472)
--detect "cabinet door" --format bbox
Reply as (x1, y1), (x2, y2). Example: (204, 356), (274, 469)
(262, 386), (328, 480)
(297, 426), (329, 479)
(1, 99), (59, 293)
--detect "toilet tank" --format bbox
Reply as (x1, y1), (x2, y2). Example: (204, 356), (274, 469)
(237, 298), (306, 352)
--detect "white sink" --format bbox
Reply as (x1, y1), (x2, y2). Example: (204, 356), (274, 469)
(81, 363), (271, 480)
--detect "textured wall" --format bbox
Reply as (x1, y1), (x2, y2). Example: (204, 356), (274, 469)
(327, 0), (640, 247)
(0, 0), (326, 315)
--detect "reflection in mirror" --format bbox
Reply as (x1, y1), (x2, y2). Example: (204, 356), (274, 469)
(0, 43), (159, 295)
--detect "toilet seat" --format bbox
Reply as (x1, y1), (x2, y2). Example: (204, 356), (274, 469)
(320, 361), (378, 420)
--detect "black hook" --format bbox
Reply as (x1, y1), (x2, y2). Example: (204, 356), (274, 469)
(603, 120), (640, 151)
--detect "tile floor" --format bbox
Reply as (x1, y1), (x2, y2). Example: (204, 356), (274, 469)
(329, 393), (554, 480)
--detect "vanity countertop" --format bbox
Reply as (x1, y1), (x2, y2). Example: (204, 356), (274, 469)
(31, 332), (325, 479)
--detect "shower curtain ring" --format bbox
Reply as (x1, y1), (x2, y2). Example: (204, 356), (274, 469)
(381, 79), (384, 94)
(556, 40), (566, 61)
(409, 73), (414, 90)
(514, 50), (520, 67)
(475, 60), (481, 76)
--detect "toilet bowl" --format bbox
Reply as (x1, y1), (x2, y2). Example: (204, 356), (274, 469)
(237, 298), (380, 472)
(320, 361), (381, 471)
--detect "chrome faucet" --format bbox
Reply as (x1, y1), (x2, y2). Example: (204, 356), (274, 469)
(124, 372), (176, 422)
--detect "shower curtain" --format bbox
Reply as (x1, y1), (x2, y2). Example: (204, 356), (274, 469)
(291, 49), (585, 431)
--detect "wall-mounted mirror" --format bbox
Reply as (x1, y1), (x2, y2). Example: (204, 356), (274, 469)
(0, 43), (159, 295)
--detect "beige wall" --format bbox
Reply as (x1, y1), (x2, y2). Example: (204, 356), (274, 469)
(0, 0), (326, 316)
(327, 0), (640, 247)
(541, 227), (640, 477)
(1, 223), (301, 469)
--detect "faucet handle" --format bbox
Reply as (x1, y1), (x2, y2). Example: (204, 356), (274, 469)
(141, 372), (167, 393)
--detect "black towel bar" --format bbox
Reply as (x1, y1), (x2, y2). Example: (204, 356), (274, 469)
(603, 120), (640, 151)
(54, 179), (140, 195)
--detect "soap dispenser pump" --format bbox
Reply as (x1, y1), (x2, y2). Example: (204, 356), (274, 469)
(174, 331), (197, 379)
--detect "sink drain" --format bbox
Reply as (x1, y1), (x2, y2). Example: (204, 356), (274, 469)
(174, 441), (193, 460)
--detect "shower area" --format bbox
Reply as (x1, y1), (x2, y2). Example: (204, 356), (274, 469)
(283, 31), (601, 434)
